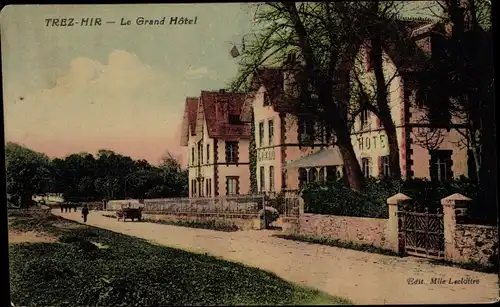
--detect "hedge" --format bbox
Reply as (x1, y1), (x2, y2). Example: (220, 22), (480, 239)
(301, 176), (496, 224)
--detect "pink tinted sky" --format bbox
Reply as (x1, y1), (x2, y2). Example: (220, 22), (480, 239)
(1, 3), (439, 166)
(1, 4), (257, 166)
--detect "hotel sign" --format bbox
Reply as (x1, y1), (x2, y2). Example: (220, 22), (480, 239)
(357, 134), (387, 151)
(257, 148), (276, 162)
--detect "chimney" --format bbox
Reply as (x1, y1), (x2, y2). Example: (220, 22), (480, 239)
(219, 89), (226, 94)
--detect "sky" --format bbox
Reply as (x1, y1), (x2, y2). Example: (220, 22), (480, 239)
(1, 2), (439, 166)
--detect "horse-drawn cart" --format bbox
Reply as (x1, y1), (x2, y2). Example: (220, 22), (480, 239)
(116, 206), (143, 222)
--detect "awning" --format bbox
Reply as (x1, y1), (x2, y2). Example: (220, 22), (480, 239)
(286, 147), (344, 169)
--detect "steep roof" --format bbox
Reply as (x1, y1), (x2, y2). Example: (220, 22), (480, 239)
(239, 17), (441, 123)
(199, 91), (251, 140)
(180, 97), (199, 146)
(181, 91), (251, 145)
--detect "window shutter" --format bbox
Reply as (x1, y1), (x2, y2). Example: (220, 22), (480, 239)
(236, 178), (240, 195)
(378, 156), (383, 177)
(225, 178), (229, 195)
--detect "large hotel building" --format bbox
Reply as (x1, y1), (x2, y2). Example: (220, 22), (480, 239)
(181, 18), (471, 197)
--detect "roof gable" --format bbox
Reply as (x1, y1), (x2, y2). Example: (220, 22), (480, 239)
(180, 97), (199, 146)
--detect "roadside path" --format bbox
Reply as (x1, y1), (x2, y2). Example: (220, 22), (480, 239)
(53, 210), (499, 305)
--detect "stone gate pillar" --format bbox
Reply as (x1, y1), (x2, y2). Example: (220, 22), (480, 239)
(441, 193), (472, 262)
(387, 193), (411, 253)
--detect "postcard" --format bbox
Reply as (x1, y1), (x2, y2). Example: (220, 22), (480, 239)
(2, 2), (498, 306)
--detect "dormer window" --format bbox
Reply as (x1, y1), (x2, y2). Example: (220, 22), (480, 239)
(360, 109), (370, 129)
(229, 114), (242, 125)
(263, 92), (271, 106)
(298, 118), (314, 145)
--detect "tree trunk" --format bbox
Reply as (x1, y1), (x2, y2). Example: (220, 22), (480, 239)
(283, 2), (365, 190)
(370, 20), (403, 179)
(336, 125), (365, 190)
(383, 119), (403, 178)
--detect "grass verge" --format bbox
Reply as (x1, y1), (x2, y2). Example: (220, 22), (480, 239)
(9, 211), (352, 306)
(427, 258), (498, 274)
(274, 233), (399, 256)
(102, 213), (240, 232)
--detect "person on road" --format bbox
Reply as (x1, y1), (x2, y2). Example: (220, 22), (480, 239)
(82, 204), (89, 223)
(60, 203), (64, 213)
(74, 203), (78, 212)
(64, 204), (68, 213)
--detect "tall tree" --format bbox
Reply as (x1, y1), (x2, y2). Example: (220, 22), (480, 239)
(342, 1), (408, 179)
(5, 142), (52, 207)
(414, 0), (493, 185)
(231, 2), (367, 189)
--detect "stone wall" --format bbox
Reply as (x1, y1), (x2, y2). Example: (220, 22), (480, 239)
(298, 213), (390, 248)
(281, 217), (299, 233)
(142, 212), (261, 231)
(454, 224), (498, 265)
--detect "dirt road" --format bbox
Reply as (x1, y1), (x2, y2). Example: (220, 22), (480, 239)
(53, 210), (498, 305)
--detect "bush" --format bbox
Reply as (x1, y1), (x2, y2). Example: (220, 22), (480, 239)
(302, 179), (390, 218)
(301, 176), (494, 223)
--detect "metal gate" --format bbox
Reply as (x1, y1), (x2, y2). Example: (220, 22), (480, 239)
(397, 207), (445, 259)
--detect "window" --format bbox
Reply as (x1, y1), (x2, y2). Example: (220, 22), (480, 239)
(298, 168), (308, 188)
(200, 143), (203, 164)
(225, 141), (239, 163)
(191, 147), (195, 165)
(206, 144), (210, 164)
(205, 179), (209, 197)
(226, 177), (239, 195)
(467, 150), (478, 182)
(309, 168), (318, 183)
(229, 114), (242, 125)
(263, 92), (271, 106)
(281, 169), (287, 189)
(360, 109), (369, 129)
(428, 102), (451, 126)
(209, 179), (212, 196)
(199, 179), (204, 197)
(319, 167), (325, 182)
(361, 158), (372, 178)
(380, 155), (390, 177)
(268, 119), (274, 146)
(191, 179), (197, 197)
(269, 166), (275, 191)
(299, 118), (314, 144)
(259, 121), (265, 147)
(326, 166), (338, 181)
(259, 166), (265, 192)
(430, 150), (453, 181)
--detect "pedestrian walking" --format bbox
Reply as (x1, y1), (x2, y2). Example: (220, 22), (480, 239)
(64, 204), (68, 213)
(74, 203), (77, 212)
(82, 204), (89, 223)
(60, 204), (64, 213)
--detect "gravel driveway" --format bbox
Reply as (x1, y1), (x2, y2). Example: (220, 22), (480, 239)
(53, 210), (499, 305)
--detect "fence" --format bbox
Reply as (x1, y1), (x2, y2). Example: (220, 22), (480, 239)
(265, 189), (301, 217)
(107, 194), (266, 216)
